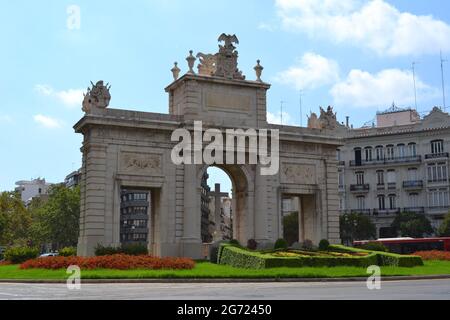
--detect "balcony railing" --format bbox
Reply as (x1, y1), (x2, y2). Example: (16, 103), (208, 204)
(372, 209), (400, 216)
(350, 209), (371, 215)
(403, 207), (425, 214)
(338, 161), (345, 166)
(350, 184), (370, 192)
(350, 155), (422, 167)
(425, 152), (449, 160)
(403, 180), (424, 189)
(387, 182), (397, 190)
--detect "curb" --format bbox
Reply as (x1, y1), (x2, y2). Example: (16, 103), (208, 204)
(1, 275), (450, 284)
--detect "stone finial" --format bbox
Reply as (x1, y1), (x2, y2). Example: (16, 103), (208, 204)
(82, 81), (111, 113)
(254, 60), (263, 82)
(186, 50), (196, 74)
(171, 62), (181, 81)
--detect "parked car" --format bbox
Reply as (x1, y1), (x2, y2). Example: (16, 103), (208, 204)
(39, 252), (59, 258)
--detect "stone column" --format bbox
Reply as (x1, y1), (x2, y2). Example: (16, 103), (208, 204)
(77, 143), (107, 257)
(254, 165), (269, 243)
(181, 164), (202, 258)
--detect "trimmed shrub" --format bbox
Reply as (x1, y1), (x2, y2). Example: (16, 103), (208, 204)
(218, 243), (423, 269)
(20, 255), (195, 270)
(209, 241), (227, 264)
(302, 239), (314, 251)
(247, 239), (258, 251)
(274, 239), (288, 250)
(95, 244), (148, 256)
(360, 242), (388, 252)
(95, 245), (122, 256)
(121, 244), (148, 256)
(229, 239), (241, 247)
(59, 247), (77, 257)
(319, 239), (330, 251)
(4, 247), (39, 264)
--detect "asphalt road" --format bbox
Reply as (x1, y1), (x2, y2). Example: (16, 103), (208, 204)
(0, 279), (449, 300)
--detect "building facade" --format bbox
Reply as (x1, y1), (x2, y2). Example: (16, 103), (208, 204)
(65, 170), (82, 188)
(335, 107), (450, 237)
(200, 171), (212, 243)
(15, 178), (52, 204)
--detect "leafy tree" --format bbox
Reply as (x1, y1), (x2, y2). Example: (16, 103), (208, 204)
(340, 212), (376, 245)
(438, 213), (450, 237)
(283, 211), (299, 246)
(391, 211), (434, 238)
(0, 192), (31, 246)
(29, 185), (80, 249)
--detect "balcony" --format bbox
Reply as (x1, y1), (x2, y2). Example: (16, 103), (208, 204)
(350, 184), (370, 193)
(387, 182), (397, 190)
(372, 209), (400, 216)
(377, 183), (386, 190)
(403, 180), (424, 190)
(350, 209), (371, 215)
(403, 207), (425, 214)
(350, 155), (422, 167)
(425, 152), (449, 160)
(428, 206), (450, 215)
(338, 161), (345, 166)
(338, 185), (346, 193)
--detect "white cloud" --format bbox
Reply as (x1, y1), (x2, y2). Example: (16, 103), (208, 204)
(267, 111), (294, 125)
(34, 84), (84, 108)
(275, 0), (450, 56)
(275, 52), (339, 90)
(33, 114), (64, 129)
(0, 115), (13, 123)
(258, 22), (276, 32)
(331, 68), (439, 108)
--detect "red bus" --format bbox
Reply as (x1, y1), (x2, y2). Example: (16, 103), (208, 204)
(354, 237), (450, 254)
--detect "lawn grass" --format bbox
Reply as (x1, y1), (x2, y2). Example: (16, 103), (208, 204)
(0, 261), (449, 280)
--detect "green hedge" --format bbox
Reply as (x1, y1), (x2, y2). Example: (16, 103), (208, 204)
(4, 247), (39, 264)
(59, 247), (77, 257)
(218, 244), (423, 269)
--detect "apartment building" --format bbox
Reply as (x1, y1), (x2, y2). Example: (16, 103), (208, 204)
(335, 106), (450, 238)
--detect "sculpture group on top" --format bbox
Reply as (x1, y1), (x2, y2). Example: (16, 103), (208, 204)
(82, 81), (111, 113)
(171, 34), (263, 82)
(308, 106), (344, 130)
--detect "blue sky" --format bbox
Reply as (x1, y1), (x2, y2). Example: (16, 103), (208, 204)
(1, 0), (450, 194)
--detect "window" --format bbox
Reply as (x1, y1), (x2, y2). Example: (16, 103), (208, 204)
(339, 197), (345, 211)
(354, 148), (362, 166)
(356, 172), (365, 185)
(431, 140), (444, 154)
(378, 195), (386, 210)
(409, 193), (419, 208)
(387, 170), (396, 184)
(388, 194), (396, 210)
(338, 170), (345, 187)
(365, 147), (373, 162)
(408, 143), (417, 157)
(427, 163), (448, 182)
(376, 146), (384, 161)
(357, 196), (366, 210)
(337, 149), (342, 161)
(428, 189), (449, 207)
(386, 145), (395, 160)
(408, 168), (418, 181)
(397, 144), (405, 158)
(377, 170), (385, 185)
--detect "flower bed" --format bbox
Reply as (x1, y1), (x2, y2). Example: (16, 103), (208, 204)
(20, 254), (195, 270)
(413, 251), (450, 261)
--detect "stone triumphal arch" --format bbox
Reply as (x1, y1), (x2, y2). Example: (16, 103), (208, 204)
(75, 35), (342, 258)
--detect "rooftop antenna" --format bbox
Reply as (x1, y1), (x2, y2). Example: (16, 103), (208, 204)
(412, 61), (419, 111)
(280, 101), (286, 125)
(441, 50), (447, 111)
(299, 90), (303, 127)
